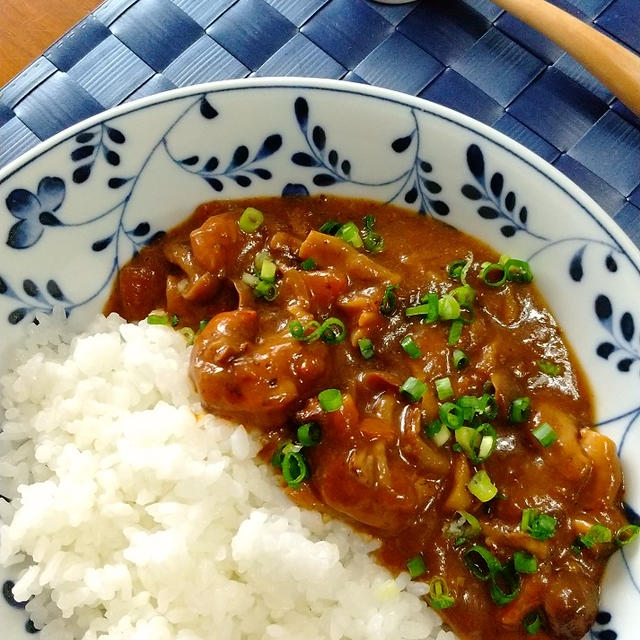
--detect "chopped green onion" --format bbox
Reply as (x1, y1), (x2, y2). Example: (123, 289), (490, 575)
(456, 395), (480, 422)
(438, 294), (461, 320)
(147, 313), (170, 325)
(358, 338), (375, 360)
(300, 257), (316, 271)
(281, 450), (308, 488)
(296, 422), (322, 447)
(452, 349), (469, 370)
(400, 377), (427, 403)
(179, 327), (196, 345)
(406, 554), (426, 579)
(363, 214), (375, 230)
(523, 611), (543, 635)
(447, 259), (467, 281)
(271, 442), (289, 468)
(198, 319), (209, 333)
(439, 402), (465, 429)
(480, 262), (507, 287)
(380, 285), (398, 317)
(537, 359), (562, 376)
(532, 422), (557, 447)
(463, 545), (501, 581)
(509, 397), (531, 423)
(521, 509), (557, 541)
(336, 221), (364, 248)
(490, 563), (521, 605)
(579, 524), (612, 549)
(504, 258), (534, 283)
(448, 319), (464, 345)
(260, 259), (277, 282)
(478, 393), (498, 420)
(435, 377), (454, 401)
(468, 470), (498, 502)
(616, 524), (640, 547)
(319, 317), (347, 344)
(238, 206), (264, 233)
(428, 576), (455, 609)
(254, 250), (270, 272)
(318, 388), (343, 412)
(452, 284), (475, 308)
(241, 271), (260, 287)
(253, 280), (278, 301)
(363, 231), (384, 253)
(446, 510), (481, 546)
(400, 334), (422, 359)
(318, 220), (342, 235)
(432, 423), (451, 447)
(170, 314), (179, 327)
(457, 423), (496, 464)
(513, 551), (538, 574)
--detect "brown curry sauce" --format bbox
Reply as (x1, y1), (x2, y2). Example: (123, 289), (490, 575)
(106, 196), (629, 640)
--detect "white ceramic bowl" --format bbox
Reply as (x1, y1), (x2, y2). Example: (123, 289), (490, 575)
(0, 78), (638, 640)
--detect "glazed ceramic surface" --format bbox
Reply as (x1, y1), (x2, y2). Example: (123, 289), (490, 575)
(0, 78), (638, 640)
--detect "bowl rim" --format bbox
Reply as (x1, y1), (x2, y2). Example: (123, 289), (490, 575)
(1, 76), (639, 270)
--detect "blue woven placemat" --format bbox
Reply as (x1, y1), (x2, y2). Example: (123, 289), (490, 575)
(1, 0), (639, 245)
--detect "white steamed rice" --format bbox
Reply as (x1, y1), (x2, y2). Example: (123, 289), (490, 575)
(0, 313), (453, 640)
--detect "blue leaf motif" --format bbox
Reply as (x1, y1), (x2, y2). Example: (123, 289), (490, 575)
(92, 236), (113, 252)
(312, 126), (326, 151)
(294, 97), (309, 130)
(605, 254), (618, 272)
(313, 174), (337, 187)
(23, 279), (40, 298)
(46, 280), (65, 301)
(620, 312), (634, 342)
(230, 145), (249, 169)
(5, 189), (39, 219)
(180, 155), (199, 166)
(490, 172), (503, 197)
(501, 225), (516, 237)
(432, 201), (450, 216)
(255, 134), (282, 160)
(7, 219), (44, 249)
(71, 146), (94, 161)
(200, 97), (218, 120)
(597, 342), (616, 359)
(595, 294), (613, 325)
(205, 178), (223, 192)
(461, 184), (482, 200)
(392, 134), (413, 153)
(106, 126), (125, 144)
(292, 152), (318, 167)
(132, 222), (150, 236)
(283, 183), (310, 197)
(504, 191), (516, 212)
(618, 358), (633, 372)
(569, 246), (586, 282)
(8, 308), (28, 325)
(478, 206), (499, 219)
(466, 144), (485, 181)
(39, 212), (62, 226)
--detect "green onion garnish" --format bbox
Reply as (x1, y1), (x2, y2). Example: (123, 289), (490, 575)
(361, 215), (384, 253)
(463, 545), (501, 581)
(290, 317), (346, 344)
(447, 259), (467, 281)
(616, 524), (640, 547)
(532, 422), (557, 447)
(523, 611), (543, 635)
(521, 509), (557, 541)
(439, 402), (465, 429)
(241, 271), (260, 288)
(336, 221), (363, 248)
(198, 319), (209, 333)
(513, 551), (538, 574)
(456, 423), (496, 464)
(448, 319), (464, 345)
(452, 349), (469, 370)
(400, 377), (427, 403)
(179, 327), (196, 345)
(318, 219), (342, 235)
(456, 395), (479, 422)
(358, 337), (375, 360)
(509, 397), (531, 423)
(428, 576), (455, 609)
(406, 554), (426, 579)
(238, 206), (264, 233)
(478, 393), (498, 420)
(260, 259), (277, 282)
(147, 313), (170, 325)
(490, 563), (521, 606)
(271, 442), (289, 468)
(435, 377), (454, 401)
(400, 334), (422, 359)
(537, 359), (562, 376)
(300, 258), (316, 271)
(318, 388), (343, 412)
(579, 523), (612, 549)
(253, 280), (278, 301)
(480, 262), (507, 287)
(437, 294), (461, 321)
(380, 285), (398, 317)
(504, 258), (533, 283)
(296, 422), (322, 447)
(467, 470), (498, 502)
(281, 450), (308, 488)
(452, 284), (475, 308)
(446, 510), (481, 546)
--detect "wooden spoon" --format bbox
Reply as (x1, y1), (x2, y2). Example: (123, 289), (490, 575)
(491, 0), (640, 115)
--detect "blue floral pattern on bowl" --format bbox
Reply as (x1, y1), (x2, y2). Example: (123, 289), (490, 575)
(0, 78), (639, 640)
